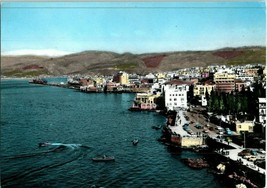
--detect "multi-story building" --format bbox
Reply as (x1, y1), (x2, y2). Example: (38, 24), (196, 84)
(113, 71), (129, 85)
(193, 81), (216, 97)
(129, 93), (159, 111)
(214, 70), (236, 93)
(235, 120), (255, 134)
(163, 80), (191, 110)
(258, 97), (266, 125)
(235, 79), (246, 92)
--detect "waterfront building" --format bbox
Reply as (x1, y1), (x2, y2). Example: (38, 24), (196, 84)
(106, 81), (120, 92)
(113, 71), (129, 85)
(163, 80), (192, 110)
(130, 93), (159, 110)
(94, 77), (106, 87)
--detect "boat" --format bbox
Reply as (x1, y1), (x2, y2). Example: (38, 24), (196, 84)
(132, 139), (139, 146)
(182, 158), (209, 169)
(92, 155), (115, 162)
(152, 125), (162, 130)
(29, 78), (48, 85)
(38, 142), (51, 147)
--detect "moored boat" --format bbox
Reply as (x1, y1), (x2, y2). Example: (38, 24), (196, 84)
(29, 78), (48, 84)
(182, 158), (209, 169)
(152, 124), (162, 130)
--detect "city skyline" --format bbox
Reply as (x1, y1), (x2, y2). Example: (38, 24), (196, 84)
(1, 2), (266, 56)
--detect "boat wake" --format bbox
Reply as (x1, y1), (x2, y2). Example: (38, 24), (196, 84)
(39, 142), (90, 149)
(1, 142), (90, 186)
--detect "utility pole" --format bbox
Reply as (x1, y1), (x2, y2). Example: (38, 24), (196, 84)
(243, 131), (246, 148)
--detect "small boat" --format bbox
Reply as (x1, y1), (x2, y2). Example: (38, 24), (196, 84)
(92, 155), (115, 162)
(152, 125), (162, 130)
(29, 78), (48, 84)
(38, 142), (51, 147)
(132, 139), (139, 146)
(182, 158), (209, 169)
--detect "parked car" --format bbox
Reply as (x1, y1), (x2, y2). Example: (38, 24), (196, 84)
(225, 128), (232, 135)
(238, 149), (251, 157)
(248, 156), (257, 162)
(195, 124), (203, 129)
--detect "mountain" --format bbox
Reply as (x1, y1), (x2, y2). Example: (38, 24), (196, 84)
(1, 46), (265, 77)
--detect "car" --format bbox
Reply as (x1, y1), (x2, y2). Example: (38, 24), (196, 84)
(194, 124), (203, 129)
(248, 156), (257, 162)
(244, 155), (252, 159)
(238, 149), (251, 156)
(203, 129), (209, 133)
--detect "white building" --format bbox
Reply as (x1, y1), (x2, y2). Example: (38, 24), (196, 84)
(163, 80), (190, 110)
(258, 97), (266, 126)
(201, 95), (207, 106)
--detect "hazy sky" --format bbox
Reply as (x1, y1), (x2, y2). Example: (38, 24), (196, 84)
(1, 2), (266, 55)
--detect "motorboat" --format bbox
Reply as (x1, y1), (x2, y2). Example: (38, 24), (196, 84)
(38, 142), (51, 147)
(92, 155), (115, 162)
(132, 139), (139, 146)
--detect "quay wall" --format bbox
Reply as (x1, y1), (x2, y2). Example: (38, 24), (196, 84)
(210, 151), (265, 188)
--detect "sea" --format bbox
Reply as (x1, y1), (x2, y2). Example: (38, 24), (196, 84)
(1, 78), (226, 188)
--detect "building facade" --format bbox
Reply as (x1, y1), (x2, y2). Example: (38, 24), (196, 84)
(235, 120), (254, 134)
(163, 84), (189, 110)
(193, 83), (216, 96)
(258, 97), (266, 126)
(214, 71), (236, 93)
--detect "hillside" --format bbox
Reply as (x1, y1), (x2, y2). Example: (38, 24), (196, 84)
(1, 47), (265, 77)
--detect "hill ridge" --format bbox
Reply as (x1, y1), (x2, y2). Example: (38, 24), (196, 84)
(1, 46), (265, 77)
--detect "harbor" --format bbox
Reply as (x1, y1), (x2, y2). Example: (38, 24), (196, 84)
(1, 79), (227, 188)
(25, 75), (266, 188)
(159, 106), (266, 188)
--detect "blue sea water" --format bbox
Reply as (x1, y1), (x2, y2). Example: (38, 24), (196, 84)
(1, 79), (226, 188)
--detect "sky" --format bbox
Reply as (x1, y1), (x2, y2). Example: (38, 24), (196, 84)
(1, 2), (266, 56)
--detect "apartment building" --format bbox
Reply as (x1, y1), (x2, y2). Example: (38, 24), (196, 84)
(163, 80), (191, 110)
(258, 97), (266, 126)
(214, 70), (236, 93)
(193, 81), (216, 97)
(113, 71), (129, 85)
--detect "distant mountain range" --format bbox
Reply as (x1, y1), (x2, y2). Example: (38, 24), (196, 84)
(1, 46), (265, 77)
